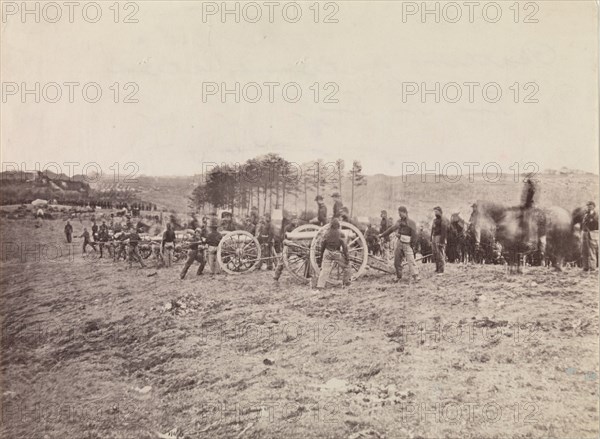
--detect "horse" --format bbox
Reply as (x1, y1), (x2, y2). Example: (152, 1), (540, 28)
(447, 213), (468, 263)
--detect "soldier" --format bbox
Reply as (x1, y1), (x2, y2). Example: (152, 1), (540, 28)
(205, 218), (223, 274)
(339, 206), (360, 229)
(365, 224), (380, 255)
(273, 215), (301, 282)
(243, 216), (256, 235)
(332, 193), (343, 219)
(521, 176), (538, 209)
(162, 223), (176, 268)
(316, 218), (351, 289)
(312, 195), (327, 226)
(221, 212), (237, 232)
(127, 228), (146, 268)
(80, 228), (97, 254)
(113, 230), (129, 261)
(179, 228), (206, 279)
(250, 207), (259, 228)
(380, 206), (421, 283)
(431, 206), (448, 274)
(97, 225), (110, 259)
(64, 220), (73, 243)
(256, 215), (275, 270)
(91, 220), (99, 241)
(380, 210), (393, 259)
(380, 210), (392, 234)
(581, 201), (598, 272)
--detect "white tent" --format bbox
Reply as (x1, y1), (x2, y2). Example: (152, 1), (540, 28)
(31, 199), (48, 207)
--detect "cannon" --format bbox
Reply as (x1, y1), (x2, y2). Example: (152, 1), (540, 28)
(217, 230), (264, 275)
(281, 221), (369, 286)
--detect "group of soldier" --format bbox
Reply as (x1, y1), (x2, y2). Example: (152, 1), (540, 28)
(61, 184), (598, 286)
(64, 215), (153, 268)
(304, 185), (599, 287)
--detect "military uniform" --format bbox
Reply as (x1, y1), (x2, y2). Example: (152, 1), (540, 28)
(582, 206), (599, 271)
(317, 204), (327, 226)
(80, 229), (97, 254)
(332, 200), (343, 219)
(256, 221), (275, 270)
(127, 231), (146, 268)
(162, 228), (176, 267)
(381, 211), (420, 281)
(64, 222), (73, 243)
(431, 207), (448, 274)
(180, 230), (206, 278)
(205, 229), (222, 274)
(273, 220), (300, 281)
(317, 224), (351, 288)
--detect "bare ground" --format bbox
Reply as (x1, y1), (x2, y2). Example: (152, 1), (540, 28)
(1, 219), (598, 439)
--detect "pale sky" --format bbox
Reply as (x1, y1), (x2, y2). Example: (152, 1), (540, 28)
(1, 1), (598, 177)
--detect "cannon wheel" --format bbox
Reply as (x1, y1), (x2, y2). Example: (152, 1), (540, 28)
(309, 221), (369, 286)
(217, 230), (262, 275)
(282, 224), (321, 283)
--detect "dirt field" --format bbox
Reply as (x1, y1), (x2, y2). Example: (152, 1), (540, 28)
(1, 219), (598, 439)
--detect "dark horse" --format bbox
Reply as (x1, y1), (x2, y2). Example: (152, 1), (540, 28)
(447, 213), (468, 263)
(465, 204), (500, 264)
(476, 201), (578, 271)
(475, 201), (547, 271)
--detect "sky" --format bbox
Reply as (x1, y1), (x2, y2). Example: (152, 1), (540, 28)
(1, 1), (598, 177)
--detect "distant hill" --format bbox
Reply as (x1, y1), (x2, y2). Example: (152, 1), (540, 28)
(2, 170), (597, 220)
(134, 172), (598, 220)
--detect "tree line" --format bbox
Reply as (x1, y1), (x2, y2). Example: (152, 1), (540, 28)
(190, 153), (367, 217)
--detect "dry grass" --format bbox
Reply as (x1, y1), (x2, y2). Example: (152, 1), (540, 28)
(1, 219), (598, 438)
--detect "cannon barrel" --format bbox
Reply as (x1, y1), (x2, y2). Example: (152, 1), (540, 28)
(285, 230), (357, 241)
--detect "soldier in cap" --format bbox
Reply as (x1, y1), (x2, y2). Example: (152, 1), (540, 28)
(581, 201), (598, 272)
(431, 206), (448, 274)
(331, 193), (343, 220)
(180, 227), (206, 279)
(380, 206), (421, 282)
(221, 211), (237, 232)
(127, 227), (146, 268)
(316, 218), (351, 288)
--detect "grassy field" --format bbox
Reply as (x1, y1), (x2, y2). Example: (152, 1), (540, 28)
(1, 218), (598, 438)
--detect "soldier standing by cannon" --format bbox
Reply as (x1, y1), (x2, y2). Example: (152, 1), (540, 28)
(256, 215), (275, 270)
(316, 218), (351, 289)
(180, 228), (206, 279)
(379, 206), (421, 283)
(127, 227), (146, 268)
(205, 218), (223, 274)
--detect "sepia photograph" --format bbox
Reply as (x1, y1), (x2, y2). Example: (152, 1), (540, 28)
(1, 1), (599, 438)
